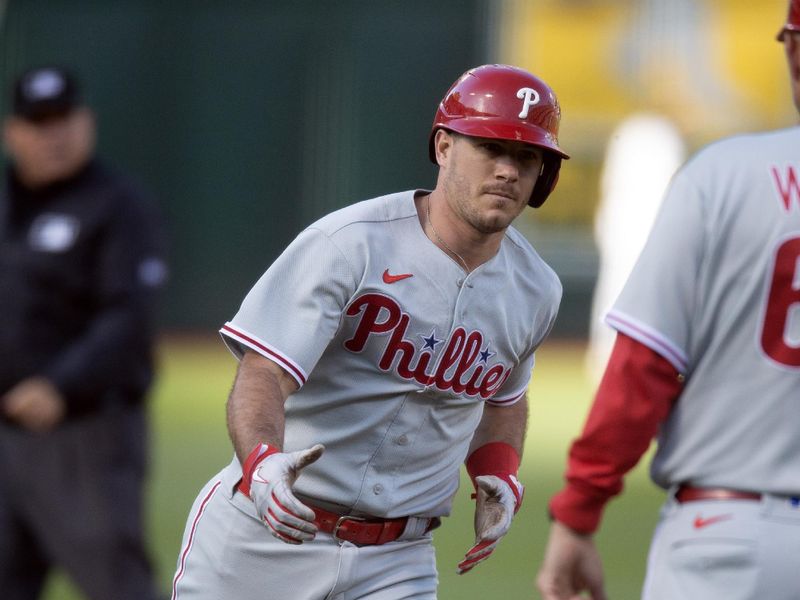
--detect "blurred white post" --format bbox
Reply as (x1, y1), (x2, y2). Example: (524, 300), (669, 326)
(586, 113), (687, 383)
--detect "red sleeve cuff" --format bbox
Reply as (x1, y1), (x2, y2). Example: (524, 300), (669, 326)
(549, 484), (609, 534)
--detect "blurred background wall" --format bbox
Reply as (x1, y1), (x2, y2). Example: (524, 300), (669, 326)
(0, 0), (793, 339)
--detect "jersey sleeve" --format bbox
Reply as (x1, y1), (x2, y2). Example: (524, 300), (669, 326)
(485, 351), (535, 407)
(221, 227), (357, 387)
(487, 273), (561, 407)
(548, 333), (682, 533)
(606, 166), (706, 374)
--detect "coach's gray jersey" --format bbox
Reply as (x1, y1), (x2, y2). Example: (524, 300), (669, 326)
(608, 126), (800, 494)
(221, 190), (561, 518)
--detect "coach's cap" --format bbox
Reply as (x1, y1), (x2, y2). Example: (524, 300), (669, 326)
(12, 66), (80, 120)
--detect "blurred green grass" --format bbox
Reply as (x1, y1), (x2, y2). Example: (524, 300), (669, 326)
(43, 337), (663, 599)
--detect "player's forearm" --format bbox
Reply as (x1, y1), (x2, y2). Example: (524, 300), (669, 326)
(469, 397), (528, 457)
(226, 350), (297, 465)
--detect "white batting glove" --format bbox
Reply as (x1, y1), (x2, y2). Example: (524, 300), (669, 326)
(241, 443), (325, 544)
(457, 474), (524, 574)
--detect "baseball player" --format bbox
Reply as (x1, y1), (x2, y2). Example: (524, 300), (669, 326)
(171, 64), (568, 599)
(536, 2), (800, 599)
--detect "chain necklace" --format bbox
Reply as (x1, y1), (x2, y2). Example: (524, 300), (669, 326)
(426, 197), (470, 273)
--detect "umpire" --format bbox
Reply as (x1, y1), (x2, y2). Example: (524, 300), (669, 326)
(0, 66), (168, 599)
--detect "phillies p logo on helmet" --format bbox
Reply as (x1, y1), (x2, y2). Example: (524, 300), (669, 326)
(516, 87), (541, 119)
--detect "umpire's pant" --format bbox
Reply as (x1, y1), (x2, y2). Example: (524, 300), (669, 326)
(0, 402), (163, 600)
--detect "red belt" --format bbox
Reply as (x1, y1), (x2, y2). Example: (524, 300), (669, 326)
(237, 479), (428, 546)
(676, 485), (761, 503)
(311, 504), (412, 546)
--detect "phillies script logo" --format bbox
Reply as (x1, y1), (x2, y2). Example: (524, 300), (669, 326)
(343, 293), (511, 399)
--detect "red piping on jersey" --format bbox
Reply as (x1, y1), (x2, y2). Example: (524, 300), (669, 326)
(486, 389), (526, 406)
(172, 480), (222, 600)
(605, 311), (688, 373)
(221, 324), (307, 385)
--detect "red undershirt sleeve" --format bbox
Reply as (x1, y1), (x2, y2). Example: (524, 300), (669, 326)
(548, 332), (684, 534)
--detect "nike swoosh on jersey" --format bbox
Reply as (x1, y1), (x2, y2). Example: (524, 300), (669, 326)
(693, 514), (733, 529)
(383, 269), (413, 284)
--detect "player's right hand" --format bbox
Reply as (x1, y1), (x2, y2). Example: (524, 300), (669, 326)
(457, 474), (522, 574)
(245, 443), (325, 544)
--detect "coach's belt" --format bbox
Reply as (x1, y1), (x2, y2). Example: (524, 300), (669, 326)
(310, 504), (427, 546)
(676, 485), (762, 503)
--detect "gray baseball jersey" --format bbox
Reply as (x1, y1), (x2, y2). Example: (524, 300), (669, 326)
(221, 190), (561, 518)
(607, 126), (800, 494)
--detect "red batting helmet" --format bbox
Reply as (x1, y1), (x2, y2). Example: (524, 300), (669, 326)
(778, 0), (800, 41)
(429, 64), (569, 208)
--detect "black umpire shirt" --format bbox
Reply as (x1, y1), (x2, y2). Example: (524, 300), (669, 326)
(0, 160), (168, 419)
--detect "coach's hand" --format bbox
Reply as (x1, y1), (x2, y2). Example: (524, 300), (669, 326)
(457, 474), (523, 574)
(244, 443), (325, 544)
(536, 520), (607, 600)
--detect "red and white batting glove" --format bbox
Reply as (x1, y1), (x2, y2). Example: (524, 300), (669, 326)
(457, 442), (524, 575)
(240, 442), (325, 544)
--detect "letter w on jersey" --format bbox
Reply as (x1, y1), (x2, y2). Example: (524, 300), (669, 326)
(343, 293), (511, 399)
(771, 164), (800, 211)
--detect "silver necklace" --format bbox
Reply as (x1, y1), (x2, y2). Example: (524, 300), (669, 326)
(426, 198), (470, 273)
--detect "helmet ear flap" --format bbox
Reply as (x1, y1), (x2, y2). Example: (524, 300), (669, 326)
(528, 154), (562, 208)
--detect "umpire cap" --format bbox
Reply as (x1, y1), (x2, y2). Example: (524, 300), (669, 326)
(12, 66), (81, 121)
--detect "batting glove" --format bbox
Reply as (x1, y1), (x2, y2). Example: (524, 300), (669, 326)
(457, 473), (523, 574)
(241, 442), (325, 544)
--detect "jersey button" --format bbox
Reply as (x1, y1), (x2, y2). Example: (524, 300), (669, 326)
(396, 434), (408, 445)
(456, 278), (463, 287)
(373, 484), (384, 495)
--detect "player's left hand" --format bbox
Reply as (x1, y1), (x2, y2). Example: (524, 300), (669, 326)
(457, 473), (523, 574)
(2, 377), (66, 432)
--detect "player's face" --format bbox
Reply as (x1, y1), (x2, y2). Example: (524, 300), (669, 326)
(2, 107), (96, 189)
(437, 131), (543, 234)
(785, 32), (800, 113)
